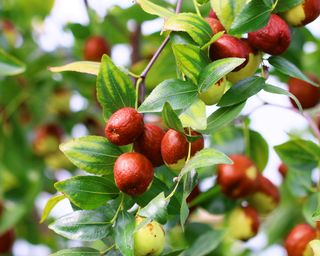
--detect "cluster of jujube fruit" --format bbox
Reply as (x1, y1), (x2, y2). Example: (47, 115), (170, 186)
(202, 0), (320, 110)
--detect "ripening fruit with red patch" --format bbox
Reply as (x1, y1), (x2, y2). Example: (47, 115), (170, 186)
(279, 163), (288, 178)
(198, 78), (227, 105)
(33, 124), (63, 156)
(134, 216), (165, 256)
(284, 0), (320, 27)
(134, 123), (165, 167)
(248, 14), (291, 55)
(83, 36), (110, 61)
(228, 206), (260, 241)
(288, 75), (320, 109)
(210, 34), (249, 71)
(285, 224), (317, 256)
(217, 154), (259, 199)
(209, 9), (218, 19)
(248, 175), (280, 215)
(113, 152), (154, 196)
(227, 39), (262, 83)
(205, 17), (225, 35)
(105, 107), (144, 146)
(161, 129), (204, 172)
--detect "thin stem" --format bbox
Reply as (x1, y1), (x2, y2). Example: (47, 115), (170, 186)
(101, 244), (115, 255)
(83, 0), (89, 13)
(192, 0), (201, 16)
(135, 78), (143, 109)
(110, 193), (124, 224)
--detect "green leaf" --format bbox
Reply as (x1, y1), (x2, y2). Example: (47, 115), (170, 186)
(263, 84), (303, 113)
(229, 0), (271, 34)
(0, 48), (25, 76)
(268, 56), (319, 87)
(97, 55), (136, 119)
(198, 58), (246, 92)
(210, 0), (247, 31)
(139, 192), (168, 224)
(285, 168), (312, 197)
(135, 0), (174, 18)
(202, 102), (246, 134)
(40, 194), (66, 223)
(138, 79), (198, 113)
(180, 99), (207, 130)
(172, 43), (209, 83)
(162, 102), (184, 133)
(275, 139), (320, 171)
(163, 13), (212, 46)
(50, 248), (100, 256)
(60, 136), (123, 175)
(274, 0), (303, 12)
(218, 76), (266, 107)
(49, 61), (100, 75)
(248, 130), (269, 172)
(303, 193), (318, 226)
(201, 31), (225, 50)
(180, 198), (189, 230)
(55, 176), (119, 210)
(181, 230), (225, 256)
(180, 148), (232, 177)
(49, 206), (113, 241)
(114, 211), (135, 256)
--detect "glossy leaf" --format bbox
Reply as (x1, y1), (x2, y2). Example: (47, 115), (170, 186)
(49, 61), (100, 75)
(218, 76), (266, 107)
(180, 99), (207, 130)
(0, 48), (26, 76)
(138, 79), (198, 113)
(275, 0), (303, 12)
(198, 58), (246, 92)
(55, 176), (119, 210)
(139, 192), (168, 224)
(135, 0), (174, 18)
(60, 136), (123, 175)
(268, 56), (319, 87)
(163, 13), (212, 46)
(50, 248), (100, 256)
(248, 130), (269, 172)
(96, 55), (136, 119)
(40, 194), (66, 223)
(162, 102), (184, 133)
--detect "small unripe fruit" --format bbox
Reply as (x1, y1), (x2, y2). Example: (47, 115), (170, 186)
(210, 35), (249, 71)
(105, 107), (144, 146)
(284, 0), (320, 27)
(248, 14), (291, 55)
(33, 124), (63, 156)
(205, 17), (225, 35)
(217, 154), (259, 199)
(279, 163), (288, 178)
(134, 216), (165, 256)
(248, 175), (280, 214)
(134, 124), (165, 167)
(47, 87), (71, 116)
(288, 75), (320, 109)
(285, 224), (317, 256)
(198, 79), (227, 105)
(83, 36), (110, 61)
(161, 129), (204, 172)
(114, 152), (154, 196)
(227, 39), (262, 83)
(228, 206), (260, 241)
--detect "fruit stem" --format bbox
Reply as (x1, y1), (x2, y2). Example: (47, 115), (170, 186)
(135, 77), (143, 109)
(192, 0), (201, 17)
(100, 244), (115, 254)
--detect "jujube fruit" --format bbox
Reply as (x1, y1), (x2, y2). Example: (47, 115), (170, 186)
(217, 154), (259, 199)
(113, 152), (154, 196)
(83, 36), (110, 61)
(161, 129), (204, 172)
(0, 229), (15, 254)
(133, 123), (165, 167)
(279, 163), (288, 178)
(288, 75), (320, 109)
(198, 78), (227, 105)
(105, 107), (144, 146)
(285, 224), (317, 256)
(284, 0), (320, 27)
(205, 17), (225, 35)
(228, 206), (260, 241)
(248, 14), (291, 55)
(134, 216), (165, 256)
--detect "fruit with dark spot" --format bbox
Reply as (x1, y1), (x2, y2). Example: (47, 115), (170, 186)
(134, 216), (165, 256)
(114, 152), (153, 196)
(105, 107), (144, 146)
(217, 154), (259, 199)
(279, 163), (288, 178)
(83, 36), (110, 61)
(209, 35), (249, 71)
(285, 224), (317, 256)
(161, 129), (204, 172)
(248, 175), (280, 214)
(284, 0), (320, 27)
(288, 75), (320, 109)
(0, 202), (15, 254)
(205, 17), (225, 35)
(228, 206), (260, 241)
(33, 124), (63, 156)
(248, 14), (291, 55)
(198, 78), (227, 105)
(134, 123), (165, 167)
